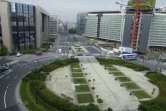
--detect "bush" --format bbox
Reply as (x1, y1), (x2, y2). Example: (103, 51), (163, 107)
(97, 98), (103, 103)
(97, 58), (149, 71)
(108, 108), (113, 111)
(0, 45), (8, 56)
(139, 72), (166, 111)
(41, 43), (53, 49)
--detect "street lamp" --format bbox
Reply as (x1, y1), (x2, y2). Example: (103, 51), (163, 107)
(92, 79), (95, 92)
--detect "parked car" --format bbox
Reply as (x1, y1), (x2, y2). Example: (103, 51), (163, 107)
(34, 51), (42, 56)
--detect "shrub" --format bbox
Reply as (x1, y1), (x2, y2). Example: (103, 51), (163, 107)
(97, 98), (103, 103)
(0, 45), (8, 56)
(108, 108), (113, 111)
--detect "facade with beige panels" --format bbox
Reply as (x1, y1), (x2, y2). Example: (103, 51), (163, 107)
(0, 0), (50, 53)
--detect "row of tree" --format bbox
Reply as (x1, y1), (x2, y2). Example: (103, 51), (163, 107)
(68, 28), (76, 34)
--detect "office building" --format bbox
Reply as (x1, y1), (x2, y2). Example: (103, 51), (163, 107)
(77, 13), (86, 35)
(84, 11), (123, 47)
(50, 15), (58, 38)
(148, 8), (166, 51)
(0, 0), (49, 53)
(122, 7), (153, 53)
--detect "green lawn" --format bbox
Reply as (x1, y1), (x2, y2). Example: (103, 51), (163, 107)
(107, 67), (118, 71)
(132, 91), (151, 99)
(72, 73), (84, 77)
(117, 77), (131, 82)
(72, 68), (82, 72)
(77, 94), (94, 103)
(112, 72), (124, 76)
(75, 85), (90, 92)
(101, 63), (112, 67)
(71, 63), (80, 69)
(123, 83), (140, 89)
(74, 78), (87, 84)
(20, 82), (57, 111)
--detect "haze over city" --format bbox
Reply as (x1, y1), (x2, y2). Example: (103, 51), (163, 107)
(8, 0), (163, 22)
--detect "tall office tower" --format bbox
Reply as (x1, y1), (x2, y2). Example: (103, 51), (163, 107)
(148, 8), (166, 52)
(77, 13), (87, 35)
(122, 6), (153, 53)
(50, 15), (58, 38)
(0, 1), (50, 52)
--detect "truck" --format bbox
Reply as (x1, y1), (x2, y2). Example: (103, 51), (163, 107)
(119, 47), (132, 54)
(118, 53), (138, 60)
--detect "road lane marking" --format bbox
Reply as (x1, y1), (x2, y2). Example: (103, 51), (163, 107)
(14, 76), (17, 79)
(4, 90), (7, 108)
(8, 84), (10, 86)
(6, 76), (10, 79)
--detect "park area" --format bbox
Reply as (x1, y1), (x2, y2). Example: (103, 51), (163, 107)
(20, 58), (163, 111)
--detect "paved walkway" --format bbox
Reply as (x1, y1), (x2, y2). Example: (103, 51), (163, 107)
(45, 66), (77, 104)
(78, 56), (140, 111)
(114, 65), (159, 99)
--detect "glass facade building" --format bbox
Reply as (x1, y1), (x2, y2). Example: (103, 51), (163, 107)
(148, 13), (166, 51)
(100, 14), (124, 42)
(50, 15), (58, 37)
(77, 13), (86, 35)
(85, 14), (98, 38)
(10, 3), (35, 51)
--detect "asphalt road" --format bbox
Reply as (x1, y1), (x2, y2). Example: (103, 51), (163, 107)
(0, 57), (57, 111)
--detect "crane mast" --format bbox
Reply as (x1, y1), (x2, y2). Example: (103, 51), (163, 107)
(131, 0), (141, 52)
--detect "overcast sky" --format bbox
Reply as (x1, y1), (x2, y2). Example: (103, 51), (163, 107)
(8, 0), (164, 23)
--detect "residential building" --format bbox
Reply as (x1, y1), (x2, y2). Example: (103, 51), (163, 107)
(50, 15), (58, 38)
(77, 13), (86, 35)
(122, 6), (153, 53)
(0, 0), (49, 53)
(148, 8), (166, 51)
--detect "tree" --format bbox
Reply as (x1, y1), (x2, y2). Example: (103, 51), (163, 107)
(128, 0), (156, 7)
(68, 28), (76, 34)
(0, 45), (8, 55)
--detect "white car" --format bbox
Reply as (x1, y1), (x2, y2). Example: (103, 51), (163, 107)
(16, 53), (21, 57)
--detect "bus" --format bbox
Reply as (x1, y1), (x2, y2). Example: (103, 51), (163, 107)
(118, 53), (138, 60)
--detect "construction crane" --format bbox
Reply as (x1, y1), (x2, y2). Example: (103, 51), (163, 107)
(131, 0), (141, 52)
(115, 2), (127, 12)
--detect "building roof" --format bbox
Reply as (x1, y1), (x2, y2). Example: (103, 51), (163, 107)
(88, 11), (121, 14)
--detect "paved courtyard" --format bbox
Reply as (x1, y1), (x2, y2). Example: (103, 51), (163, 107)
(45, 56), (159, 111)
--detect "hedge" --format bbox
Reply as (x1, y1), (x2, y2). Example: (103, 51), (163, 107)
(22, 58), (100, 111)
(139, 72), (166, 111)
(97, 58), (149, 71)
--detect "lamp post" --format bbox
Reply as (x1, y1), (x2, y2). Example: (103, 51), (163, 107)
(92, 79), (95, 92)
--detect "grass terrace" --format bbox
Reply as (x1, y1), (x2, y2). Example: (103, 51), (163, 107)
(123, 83), (140, 89)
(107, 67), (118, 71)
(72, 73), (84, 77)
(132, 91), (151, 99)
(75, 85), (90, 92)
(77, 94), (94, 103)
(117, 77), (131, 82)
(72, 68), (82, 72)
(74, 78), (87, 84)
(112, 72), (124, 76)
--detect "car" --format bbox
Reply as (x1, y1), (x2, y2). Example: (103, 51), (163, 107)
(34, 51), (42, 56)
(16, 53), (21, 57)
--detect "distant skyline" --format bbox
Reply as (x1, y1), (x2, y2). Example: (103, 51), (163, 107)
(8, 0), (164, 23)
